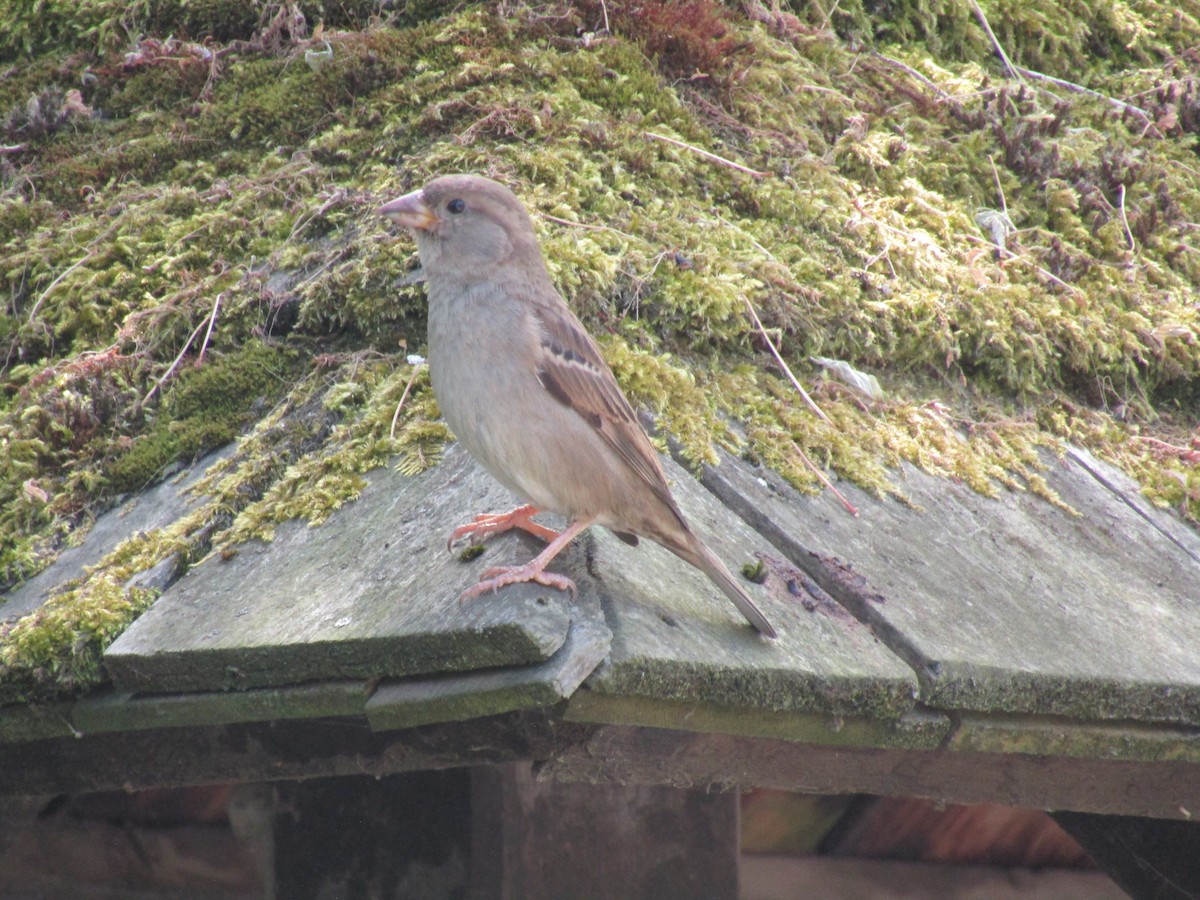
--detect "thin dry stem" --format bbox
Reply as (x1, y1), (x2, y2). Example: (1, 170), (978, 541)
(540, 212), (636, 240)
(989, 157), (1008, 217)
(143, 311), (211, 407)
(962, 233), (1082, 295)
(969, 0), (1023, 81)
(795, 443), (859, 516)
(195, 291), (224, 366)
(871, 51), (951, 101)
(28, 251), (95, 323)
(1117, 184), (1135, 253)
(644, 131), (770, 178)
(715, 213), (779, 262)
(743, 297), (830, 423)
(390, 362), (426, 439)
(1015, 66), (1153, 122)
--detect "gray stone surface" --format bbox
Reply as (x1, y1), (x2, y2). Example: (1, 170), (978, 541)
(573, 454), (918, 722)
(71, 681), (370, 735)
(104, 443), (919, 723)
(948, 712), (1200, 763)
(19, 414), (1198, 772)
(702, 444), (1200, 724)
(104, 445), (573, 693)
(566, 691), (949, 749)
(0, 702), (76, 744)
(366, 603), (612, 731)
(1, 448), (233, 623)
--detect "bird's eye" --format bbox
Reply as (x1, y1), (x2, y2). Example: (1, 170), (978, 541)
(447, 198), (466, 214)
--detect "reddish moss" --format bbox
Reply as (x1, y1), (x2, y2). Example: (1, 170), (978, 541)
(577, 0), (750, 81)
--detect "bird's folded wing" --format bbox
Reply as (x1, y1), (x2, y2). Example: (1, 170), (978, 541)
(532, 306), (684, 525)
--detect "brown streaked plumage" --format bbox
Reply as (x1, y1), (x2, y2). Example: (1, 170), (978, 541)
(378, 174), (777, 638)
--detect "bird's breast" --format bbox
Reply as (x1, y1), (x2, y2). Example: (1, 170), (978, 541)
(426, 280), (559, 502)
(423, 277), (650, 525)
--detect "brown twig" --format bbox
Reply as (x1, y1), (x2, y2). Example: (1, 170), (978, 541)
(644, 131), (770, 178)
(1014, 66), (1153, 122)
(389, 362), (426, 440)
(743, 297), (830, 423)
(795, 443), (859, 516)
(871, 51), (951, 101)
(968, 0), (1023, 82)
(1132, 435), (1200, 461)
(143, 297), (223, 408)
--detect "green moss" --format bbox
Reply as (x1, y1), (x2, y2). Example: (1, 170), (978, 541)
(0, 0), (438, 60)
(795, 0), (1200, 74)
(0, 577), (158, 701)
(215, 358), (447, 545)
(105, 341), (300, 493)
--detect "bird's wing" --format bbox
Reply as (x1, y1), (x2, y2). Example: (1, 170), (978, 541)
(531, 301), (685, 524)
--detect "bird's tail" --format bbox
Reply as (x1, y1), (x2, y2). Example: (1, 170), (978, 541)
(672, 536), (778, 638)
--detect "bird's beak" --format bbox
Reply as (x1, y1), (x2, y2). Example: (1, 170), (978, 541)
(377, 189), (437, 231)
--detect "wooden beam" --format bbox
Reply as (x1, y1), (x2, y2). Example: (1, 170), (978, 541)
(470, 763), (737, 900)
(0, 711), (589, 796)
(2, 715), (1197, 821)
(542, 725), (1200, 821)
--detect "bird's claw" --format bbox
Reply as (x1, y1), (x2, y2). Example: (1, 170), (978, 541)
(446, 505), (559, 552)
(446, 514), (503, 553)
(459, 565), (578, 603)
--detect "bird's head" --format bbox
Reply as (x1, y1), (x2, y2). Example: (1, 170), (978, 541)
(377, 174), (543, 282)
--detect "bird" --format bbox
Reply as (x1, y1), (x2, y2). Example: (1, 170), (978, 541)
(377, 174), (777, 638)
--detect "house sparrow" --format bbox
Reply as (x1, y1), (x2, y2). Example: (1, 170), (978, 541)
(378, 174), (777, 638)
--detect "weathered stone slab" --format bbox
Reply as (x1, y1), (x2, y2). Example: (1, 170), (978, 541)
(105, 445), (572, 693)
(366, 603), (612, 731)
(948, 713), (1200, 764)
(70, 681), (370, 735)
(106, 441), (918, 726)
(701, 444), (1200, 725)
(1066, 446), (1200, 566)
(568, 455), (919, 723)
(567, 690), (949, 749)
(1, 447), (233, 623)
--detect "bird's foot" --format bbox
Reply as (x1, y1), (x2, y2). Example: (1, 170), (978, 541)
(446, 504), (559, 552)
(459, 564), (578, 602)
(457, 515), (595, 603)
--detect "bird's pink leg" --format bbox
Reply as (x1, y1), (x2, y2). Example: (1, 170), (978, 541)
(460, 516), (596, 601)
(447, 503), (560, 552)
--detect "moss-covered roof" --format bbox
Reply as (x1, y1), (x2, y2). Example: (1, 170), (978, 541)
(2, 0), (1198, 701)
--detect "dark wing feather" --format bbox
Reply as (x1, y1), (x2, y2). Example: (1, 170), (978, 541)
(532, 304), (684, 526)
